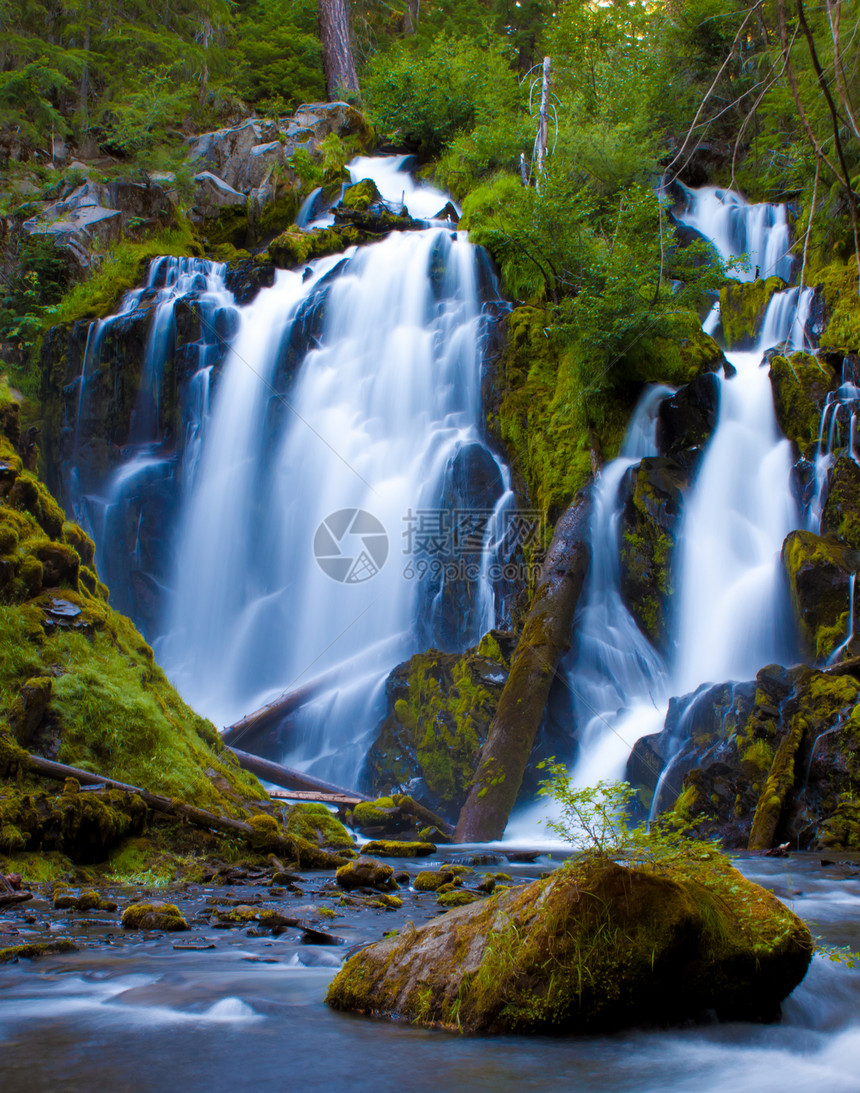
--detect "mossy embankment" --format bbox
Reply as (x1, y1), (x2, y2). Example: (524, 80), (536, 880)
(0, 389), (355, 882)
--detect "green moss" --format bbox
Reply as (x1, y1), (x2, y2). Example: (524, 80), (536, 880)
(0, 939), (77, 963)
(436, 889), (481, 908)
(769, 352), (835, 455)
(266, 225), (365, 268)
(414, 869), (455, 892)
(821, 456), (860, 550)
(811, 258), (860, 350)
(286, 802), (354, 849)
(719, 277), (785, 348)
(341, 179), (381, 211)
(361, 839), (436, 858)
(121, 901), (187, 930)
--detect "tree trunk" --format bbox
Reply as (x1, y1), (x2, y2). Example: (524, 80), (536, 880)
(319, 0), (360, 99)
(403, 0), (420, 34)
(535, 56), (552, 177)
(227, 746), (373, 801)
(454, 491), (593, 843)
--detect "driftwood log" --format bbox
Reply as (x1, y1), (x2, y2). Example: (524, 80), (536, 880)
(454, 491), (592, 843)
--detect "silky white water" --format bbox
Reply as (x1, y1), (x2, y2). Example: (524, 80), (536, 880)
(142, 164), (509, 785)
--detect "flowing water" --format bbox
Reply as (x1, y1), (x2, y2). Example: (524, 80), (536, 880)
(509, 186), (814, 834)
(0, 857), (857, 1093)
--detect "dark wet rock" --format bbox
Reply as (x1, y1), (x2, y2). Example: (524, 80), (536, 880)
(782, 529), (859, 661)
(224, 260), (276, 306)
(657, 372), (720, 470)
(416, 443), (506, 652)
(335, 857), (396, 892)
(327, 858), (812, 1033)
(637, 661), (860, 850)
(618, 457), (687, 649)
(364, 632), (516, 824)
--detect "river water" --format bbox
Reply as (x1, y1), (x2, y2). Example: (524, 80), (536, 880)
(1, 857), (858, 1092)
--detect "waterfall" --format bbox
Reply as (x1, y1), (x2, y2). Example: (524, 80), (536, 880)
(69, 158), (511, 788)
(524, 186), (814, 822)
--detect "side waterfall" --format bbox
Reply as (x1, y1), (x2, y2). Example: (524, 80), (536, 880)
(508, 185), (813, 838)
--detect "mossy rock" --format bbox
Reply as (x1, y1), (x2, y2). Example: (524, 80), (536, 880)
(341, 178), (381, 211)
(335, 856), (395, 891)
(813, 258), (860, 351)
(618, 457), (687, 649)
(413, 869), (456, 892)
(436, 889), (481, 908)
(719, 277), (786, 349)
(0, 939), (77, 963)
(326, 858), (812, 1033)
(641, 662), (860, 850)
(782, 529), (858, 660)
(266, 225), (365, 269)
(821, 455), (860, 550)
(769, 352), (837, 456)
(361, 840), (437, 858)
(121, 901), (188, 931)
(365, 635), (514, 824)
(286, 802), (354, 849)
(53, 888), (117, 912)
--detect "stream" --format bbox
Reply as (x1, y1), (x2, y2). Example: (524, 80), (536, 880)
(0, 856), (858, 1092)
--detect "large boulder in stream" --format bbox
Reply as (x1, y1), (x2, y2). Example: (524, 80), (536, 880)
(326, 857), (812, 1033)
(630, 660), (860, 850)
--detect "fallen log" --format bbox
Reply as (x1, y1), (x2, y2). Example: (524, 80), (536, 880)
(20, 753), (345, 868)
(454, 490), (592, 843)
(220, 680), (322, 747)
(269, 790), (365, 806)
(228, 747), (373, 802)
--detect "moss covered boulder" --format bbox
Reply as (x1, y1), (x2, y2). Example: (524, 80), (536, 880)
(814, 258), (860, 351)
(719, 277), (786, 349)
(769, 351), (837, 456)
(121, 901), (187, 931)
(782, 529), (858, 661)
(365, 633), (515, 824)
(618, 457), (687, 649)
(326, 858), (812, 1033)
(335, 857), (396, 892)
(285, 803), (354, 850)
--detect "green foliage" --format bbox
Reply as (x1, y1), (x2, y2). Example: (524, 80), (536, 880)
(537, 763), (721, 872)
(365, 34), (523, 159)
(229, 0), (324, 115)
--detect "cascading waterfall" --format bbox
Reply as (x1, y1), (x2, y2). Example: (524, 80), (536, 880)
(513, 185), (815, 831)
(71, 158), (511, 789)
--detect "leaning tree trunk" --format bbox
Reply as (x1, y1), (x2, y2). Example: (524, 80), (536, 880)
(454, 490), (593, 843)
(319, 0), (360, 99)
